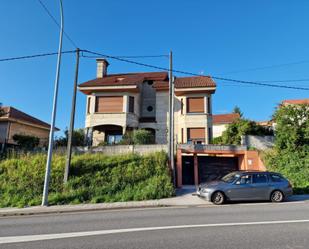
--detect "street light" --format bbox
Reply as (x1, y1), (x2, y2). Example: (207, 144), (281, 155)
(42, 0), (64, 206)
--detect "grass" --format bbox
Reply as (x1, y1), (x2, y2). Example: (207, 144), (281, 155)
(0, 151), (175, 208)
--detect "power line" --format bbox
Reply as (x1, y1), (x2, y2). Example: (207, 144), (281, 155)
(0, 50), (76, 62)
(82, 49), (309, 91)
(37, 0), (78, 48)
(218, 59), (309, 76)
(81, 53), (169, 59)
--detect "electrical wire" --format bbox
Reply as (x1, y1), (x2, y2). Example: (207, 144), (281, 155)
(0, 50), (76, 62)
(82, 49), (309, 91)
(37, 0), (78, 48)
(81, 53), (168, 59)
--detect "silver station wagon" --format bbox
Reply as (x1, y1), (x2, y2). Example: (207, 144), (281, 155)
(197, 171), (293, 205)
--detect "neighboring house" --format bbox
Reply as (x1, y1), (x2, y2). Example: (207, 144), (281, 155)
(0, 106), (55, 148)
(78, 59), (216, 146)
(281, 98), (309, 106)
(212, 113), (240, 138)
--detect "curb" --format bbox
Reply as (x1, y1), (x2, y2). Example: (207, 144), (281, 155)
(0, 202), (166, 217)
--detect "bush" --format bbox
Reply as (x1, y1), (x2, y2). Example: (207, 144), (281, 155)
(119, 129), (155, 145)
(0, 151), (174, 207)
(12, 134), (40, 149)
(263, 104), (309, 194)
(264, 149), (309, 194)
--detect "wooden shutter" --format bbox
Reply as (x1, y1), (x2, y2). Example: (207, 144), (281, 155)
(187, 97), (204, 113)
(188, 128), (205, 139)
(95, 96), (123, 113)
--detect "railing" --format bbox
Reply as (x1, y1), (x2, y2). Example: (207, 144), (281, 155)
(177, 144), (248, 151)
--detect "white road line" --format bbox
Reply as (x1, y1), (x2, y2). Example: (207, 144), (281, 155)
(1, 219), (309, 244)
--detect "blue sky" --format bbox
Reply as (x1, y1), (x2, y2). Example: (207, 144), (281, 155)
(1, 0), (308, 135)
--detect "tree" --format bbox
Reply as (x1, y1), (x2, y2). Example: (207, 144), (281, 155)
(217, 118), (273, 145)
(12, 134), (40, 149)
(55, 128), (85, 147)
(233, 105), (243, 118)
(273, 104), (309, 151)
(264, 104), (309, 193)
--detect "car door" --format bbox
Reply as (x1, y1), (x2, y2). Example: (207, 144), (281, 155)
(250, 173), (270, 200)
(226, 174), (255, 201)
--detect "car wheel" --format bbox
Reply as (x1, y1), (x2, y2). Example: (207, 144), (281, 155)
(270, 190), (284, 203)
(211, 191), (225, 205)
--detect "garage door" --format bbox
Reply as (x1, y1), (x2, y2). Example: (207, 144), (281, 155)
(198, 156), (238, 183)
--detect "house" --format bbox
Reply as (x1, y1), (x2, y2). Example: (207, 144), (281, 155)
(0, 106), (55, 148)
(282, 98), (309, 106)
(78, 59), (216, 146)
(78, 59), (265, 187)
(212, 113), (240, 138)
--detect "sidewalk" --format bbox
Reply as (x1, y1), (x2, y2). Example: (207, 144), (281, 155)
(0, 192), (308, 217)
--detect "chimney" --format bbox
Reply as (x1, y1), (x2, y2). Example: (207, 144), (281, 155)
(96, 58), (109, 78)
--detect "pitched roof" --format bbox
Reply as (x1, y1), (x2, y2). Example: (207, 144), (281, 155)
(282, 99), (309, 105)
(0, 106), (56, 130)
(213, 113), (240, 124)
(174, 76), (216, 88)
(79, 72), (168, 88)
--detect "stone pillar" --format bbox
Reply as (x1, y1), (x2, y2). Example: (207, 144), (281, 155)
(85, 127), (93, 146)
(194, 153), (199, 186)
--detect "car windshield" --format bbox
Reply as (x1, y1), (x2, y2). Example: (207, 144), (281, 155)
(221, 173), (239, 183)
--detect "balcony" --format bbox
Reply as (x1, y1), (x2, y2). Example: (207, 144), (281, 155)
(86, 112), (139, 128)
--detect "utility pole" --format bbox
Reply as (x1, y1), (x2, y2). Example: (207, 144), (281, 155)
(168, 51), (176, 187)
(64, 48), (80, 183)
(42, 0), (64, 206)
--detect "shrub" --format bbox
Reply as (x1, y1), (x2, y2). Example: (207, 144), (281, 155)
(0, 151), (174, 207)
(12, 134), (40, 149)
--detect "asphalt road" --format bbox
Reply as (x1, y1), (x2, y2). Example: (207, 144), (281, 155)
(1, 200), (309, 249)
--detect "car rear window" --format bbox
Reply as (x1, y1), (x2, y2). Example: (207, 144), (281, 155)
(252, 174), (268, 184)
(270, 174), (284, 182)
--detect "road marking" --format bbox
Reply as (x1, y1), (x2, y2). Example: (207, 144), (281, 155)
(1, 219), (309, 244)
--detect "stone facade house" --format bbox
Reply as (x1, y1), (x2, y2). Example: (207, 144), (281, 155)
(0, 106), (54, 148)
(78, 59), (216, 146)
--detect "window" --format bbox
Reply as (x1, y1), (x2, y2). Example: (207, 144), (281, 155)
(181, 99), (184, 114)
(129, 96), (134, 113)
(106, 134), (123, 144)
(87, 97), (91, 114)
(187, 128), (205, 144)
(207, 97), (211, 113)
(187, 97), (204, 113)
(252, 174), (268, 184)
(270, 174), (284, 183)
(147, 106), (153, 112)
(95, 96), (123, 113)
(222, 173), (239, 183)
(208, 127), (212, 143)
(239, 175), (252, 185)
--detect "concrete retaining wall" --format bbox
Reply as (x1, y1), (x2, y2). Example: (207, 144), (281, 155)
(72, 144), (168, 155)
(241, 135), (275, 150)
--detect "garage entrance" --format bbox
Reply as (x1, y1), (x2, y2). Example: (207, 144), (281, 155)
(182, 156), (194, 185)
(198, 156), (238, 183)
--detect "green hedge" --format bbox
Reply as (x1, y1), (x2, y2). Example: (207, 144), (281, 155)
(263, 149), (309, 194)
(0, 152), (174, 208)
